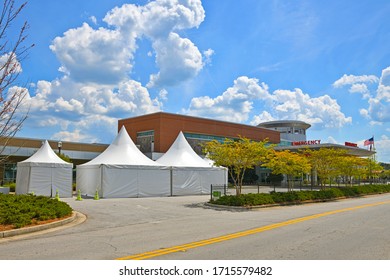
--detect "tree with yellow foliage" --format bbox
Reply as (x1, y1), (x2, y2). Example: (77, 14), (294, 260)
(305, 148), (347, 188)
(204, 137), (272, 196)
(262, 150), (311, 191)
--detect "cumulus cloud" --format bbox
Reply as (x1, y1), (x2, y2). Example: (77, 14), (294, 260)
(22, 78), (162, 143)
(50, 23), (134, 85)
(104, 0), (205, 38)
(372, 135), (390, 163)
(250, 111), (275, 125)
(187, 76), (352, 129)
(272, 88), (352, 128)
(147, 32), (203, 87)
(0, 53), (22, 77)
(203, 48), (215, 65)
(333, 74), (379, 88)
(103, 0), (206, 87)
(334, 66), (390, 123)
(52, 129), (94, 143)
(185, 76), (272, 123)
(22, 0), (208, 142)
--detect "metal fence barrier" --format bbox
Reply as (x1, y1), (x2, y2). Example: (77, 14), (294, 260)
(210, 184), (228, 201)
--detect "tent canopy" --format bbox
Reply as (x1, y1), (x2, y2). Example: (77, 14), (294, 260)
(77, 126), (169, 198)
(16, 140), (72, 197)
(18, 140), (72, 167)
(80, 126), (162, 166)
(156, 131), (228, 195)
(156, 131), (210, 167)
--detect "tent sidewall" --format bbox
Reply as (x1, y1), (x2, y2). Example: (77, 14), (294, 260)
(16, 163), (72, 197)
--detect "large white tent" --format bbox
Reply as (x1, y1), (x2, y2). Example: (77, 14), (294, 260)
(76, 127), (170, 198)
(16, 140), (73, 197)
(156, 131), (228, 195)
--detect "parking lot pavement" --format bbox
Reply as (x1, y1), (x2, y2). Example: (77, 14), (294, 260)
(61, 195), (213, 230)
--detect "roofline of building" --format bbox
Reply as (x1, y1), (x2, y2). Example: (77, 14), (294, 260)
(0, 136), (108, 147)
(276, 143), (375, 157)
(257, 120), (311, 130)
(119, 111), (273, 132)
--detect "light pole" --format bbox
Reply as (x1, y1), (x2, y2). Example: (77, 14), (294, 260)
(58, 141), (62, 155)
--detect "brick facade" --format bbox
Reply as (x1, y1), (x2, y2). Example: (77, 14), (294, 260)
(118, 112), (280, 154)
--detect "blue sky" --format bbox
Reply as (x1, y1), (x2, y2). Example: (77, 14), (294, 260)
(10, 0), (390, 162)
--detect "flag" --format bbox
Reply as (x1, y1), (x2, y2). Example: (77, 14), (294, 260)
(364, 137), (374, 146)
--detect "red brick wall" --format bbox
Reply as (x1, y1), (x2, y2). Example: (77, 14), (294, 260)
(119, 112), (280, 153)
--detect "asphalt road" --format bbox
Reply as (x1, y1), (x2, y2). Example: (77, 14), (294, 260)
(1, 193), (390, 260)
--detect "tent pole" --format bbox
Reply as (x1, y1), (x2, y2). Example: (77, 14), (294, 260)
(170, 167), (173, 196)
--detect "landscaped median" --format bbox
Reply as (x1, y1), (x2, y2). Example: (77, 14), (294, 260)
(209, 184), (390, 207)
(0, 193), (73, 232)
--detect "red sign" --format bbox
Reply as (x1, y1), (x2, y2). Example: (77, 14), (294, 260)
(292, 140), (321, 146)
(345, 142), (358, 147)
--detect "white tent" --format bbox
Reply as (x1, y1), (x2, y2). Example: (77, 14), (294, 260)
(76, 126), (170, 198)
(156, 131), (228, 195)
(16, 140), (73, 197)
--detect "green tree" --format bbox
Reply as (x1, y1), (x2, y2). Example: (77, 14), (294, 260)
(56, 152), (72, 163)
(204, 137), (272, 196)
(363, 158), (383, 184)
(337, 155), (366, 186)
(262, 150), (311, 191)
(306, 148), (347, 188)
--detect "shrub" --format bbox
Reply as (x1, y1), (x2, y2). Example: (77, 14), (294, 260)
(241, 193), (275, 206)
(212, 195), (245, 206)
(210, 184), (390, 207)
(313, 188), (344, 200)
(2, 182), (16, 192)
(0, 194), (73, 229)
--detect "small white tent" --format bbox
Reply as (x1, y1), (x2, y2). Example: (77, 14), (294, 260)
(16, 140), (73, 197)
(156, 131), (228, 195)
(76, 127), (170, 198)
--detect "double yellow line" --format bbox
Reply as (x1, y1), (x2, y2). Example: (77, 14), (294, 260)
(117, 200), (390, 260)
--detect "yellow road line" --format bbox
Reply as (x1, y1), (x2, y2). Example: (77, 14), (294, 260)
(117, 200), (390, 260)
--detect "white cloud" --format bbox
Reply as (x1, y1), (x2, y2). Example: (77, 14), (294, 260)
(359, 108), (369, 118)
(349, 83), (370, 99)
(50, 23), (134, 85)
(186, 76), (352, 129)
(22, 79), (162, 142)
(89, 16), (98, 25)
(23, 0), (208, 142)
(0, 53), (22, 78)
(203, 48), (214, 65)
(333, 74), (379, 88)
(375, 135), (390, 163)
(250, 111), (275, 125)
(103, 0), (206, 87)
(333, 67), (390, 124)
(147, 32), (203, 87)
(52, 129), (95, 143)
(48, 0), (207, 89)
(185, 76), (272, 123)
(104, 0), (205, 38)
(272, 88), (352, 128)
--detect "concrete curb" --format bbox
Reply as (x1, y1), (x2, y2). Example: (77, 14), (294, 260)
(205, 193), (390, 211)
(204, 197), (349, 211)
(0, 211), (82, 238)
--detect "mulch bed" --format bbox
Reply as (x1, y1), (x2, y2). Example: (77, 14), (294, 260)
(0, 215), (72, 232)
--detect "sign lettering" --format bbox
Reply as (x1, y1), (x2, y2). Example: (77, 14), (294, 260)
(292, 140), (321, 146)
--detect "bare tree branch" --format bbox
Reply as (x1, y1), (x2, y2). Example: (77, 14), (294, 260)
(0, 0), (33, 163)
